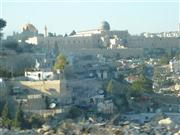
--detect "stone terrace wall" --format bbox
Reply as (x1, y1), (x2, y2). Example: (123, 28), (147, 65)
(62, 48), (144, 58)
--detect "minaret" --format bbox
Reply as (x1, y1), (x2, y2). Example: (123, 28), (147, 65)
(44, 25), (48, 37)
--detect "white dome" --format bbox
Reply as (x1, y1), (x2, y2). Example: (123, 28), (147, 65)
(21, 23), (38, 33)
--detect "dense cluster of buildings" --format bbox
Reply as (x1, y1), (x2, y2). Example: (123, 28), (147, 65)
(1, 21), (180, 133)
(141, 23), (180, 38)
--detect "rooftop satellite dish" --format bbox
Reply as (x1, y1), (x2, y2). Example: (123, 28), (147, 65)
(98, 90), (104, 95)
(49, 103), (56, 109)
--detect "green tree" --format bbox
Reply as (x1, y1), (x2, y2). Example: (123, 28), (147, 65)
(160, 57), (169, 65)
(28, 115), (44, 128)
(106, 80), (114, 94)
(3, 40), (18, 50)
(113, 94), (129, 112)
(64, 33), (68, 37)
(67, 106), (82, 119)
(48, 32), (53, 37)
(54, 54), (68, 70)
(69, 30), (76, 36)
(13, 105), (24, 129)
(1, 102), (11, 128)
(0, 66), (11, 78)
(131, 80), (144, 95)
(0, 18), (6, 38)
(159, 53), (172, 65)
(44, 96), (49, 109)
(116, 74), (124, 82)
(139, 75), (153, 93)
(175, 54), (180, 60)
(131, 75), (153, 96)
(0, 18), (6, 29)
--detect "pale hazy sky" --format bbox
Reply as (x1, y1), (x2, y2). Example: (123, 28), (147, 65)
(1, 0), (179, 36)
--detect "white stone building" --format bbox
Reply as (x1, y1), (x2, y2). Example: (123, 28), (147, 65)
(97, 100), (114, 114)
(169, 59), (180, 73)
(142, 31), (180, 38)
(25, 70), (54, 81)
(25, 37), (38, 45)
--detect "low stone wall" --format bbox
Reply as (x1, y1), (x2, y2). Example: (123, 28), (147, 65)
(24, 109), (63, 117)
(62, 48), (144, 58)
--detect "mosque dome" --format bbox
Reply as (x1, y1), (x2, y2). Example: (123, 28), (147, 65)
(100, 21), (110, 31)
(21, 23), (38, 33)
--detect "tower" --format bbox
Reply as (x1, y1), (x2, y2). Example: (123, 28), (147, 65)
(44, 25), (48, 37)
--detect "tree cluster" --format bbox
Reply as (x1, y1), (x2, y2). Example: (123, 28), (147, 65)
(69, 30), (76, 36)
(0, 102), (44, 129)
(67, 106), (83, 119)
(106, 80), (129, 112)
(1, 103), (24, 129)
(54, 54), (68, 70)
(0, 66), (12, 78)
(2, 40), (18, 50)
(131, 74), (153, 96)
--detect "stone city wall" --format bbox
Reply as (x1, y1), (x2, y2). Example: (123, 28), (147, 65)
(128, 37), (180, 48)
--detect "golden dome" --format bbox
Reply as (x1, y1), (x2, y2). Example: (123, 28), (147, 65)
(21, 23), (38, 33)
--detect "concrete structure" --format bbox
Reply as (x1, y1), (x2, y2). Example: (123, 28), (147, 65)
(169, 59), (180, 73)
(14, 93), (46, 111)
(97, 100), (114, 114)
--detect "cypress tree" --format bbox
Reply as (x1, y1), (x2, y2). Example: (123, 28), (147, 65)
(13, 105), (24, 129)
(1, 102), (11, 128)
(107, 80), (114, 94)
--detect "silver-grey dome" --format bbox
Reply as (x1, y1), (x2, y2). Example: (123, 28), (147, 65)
(100, 21), (110, 31)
